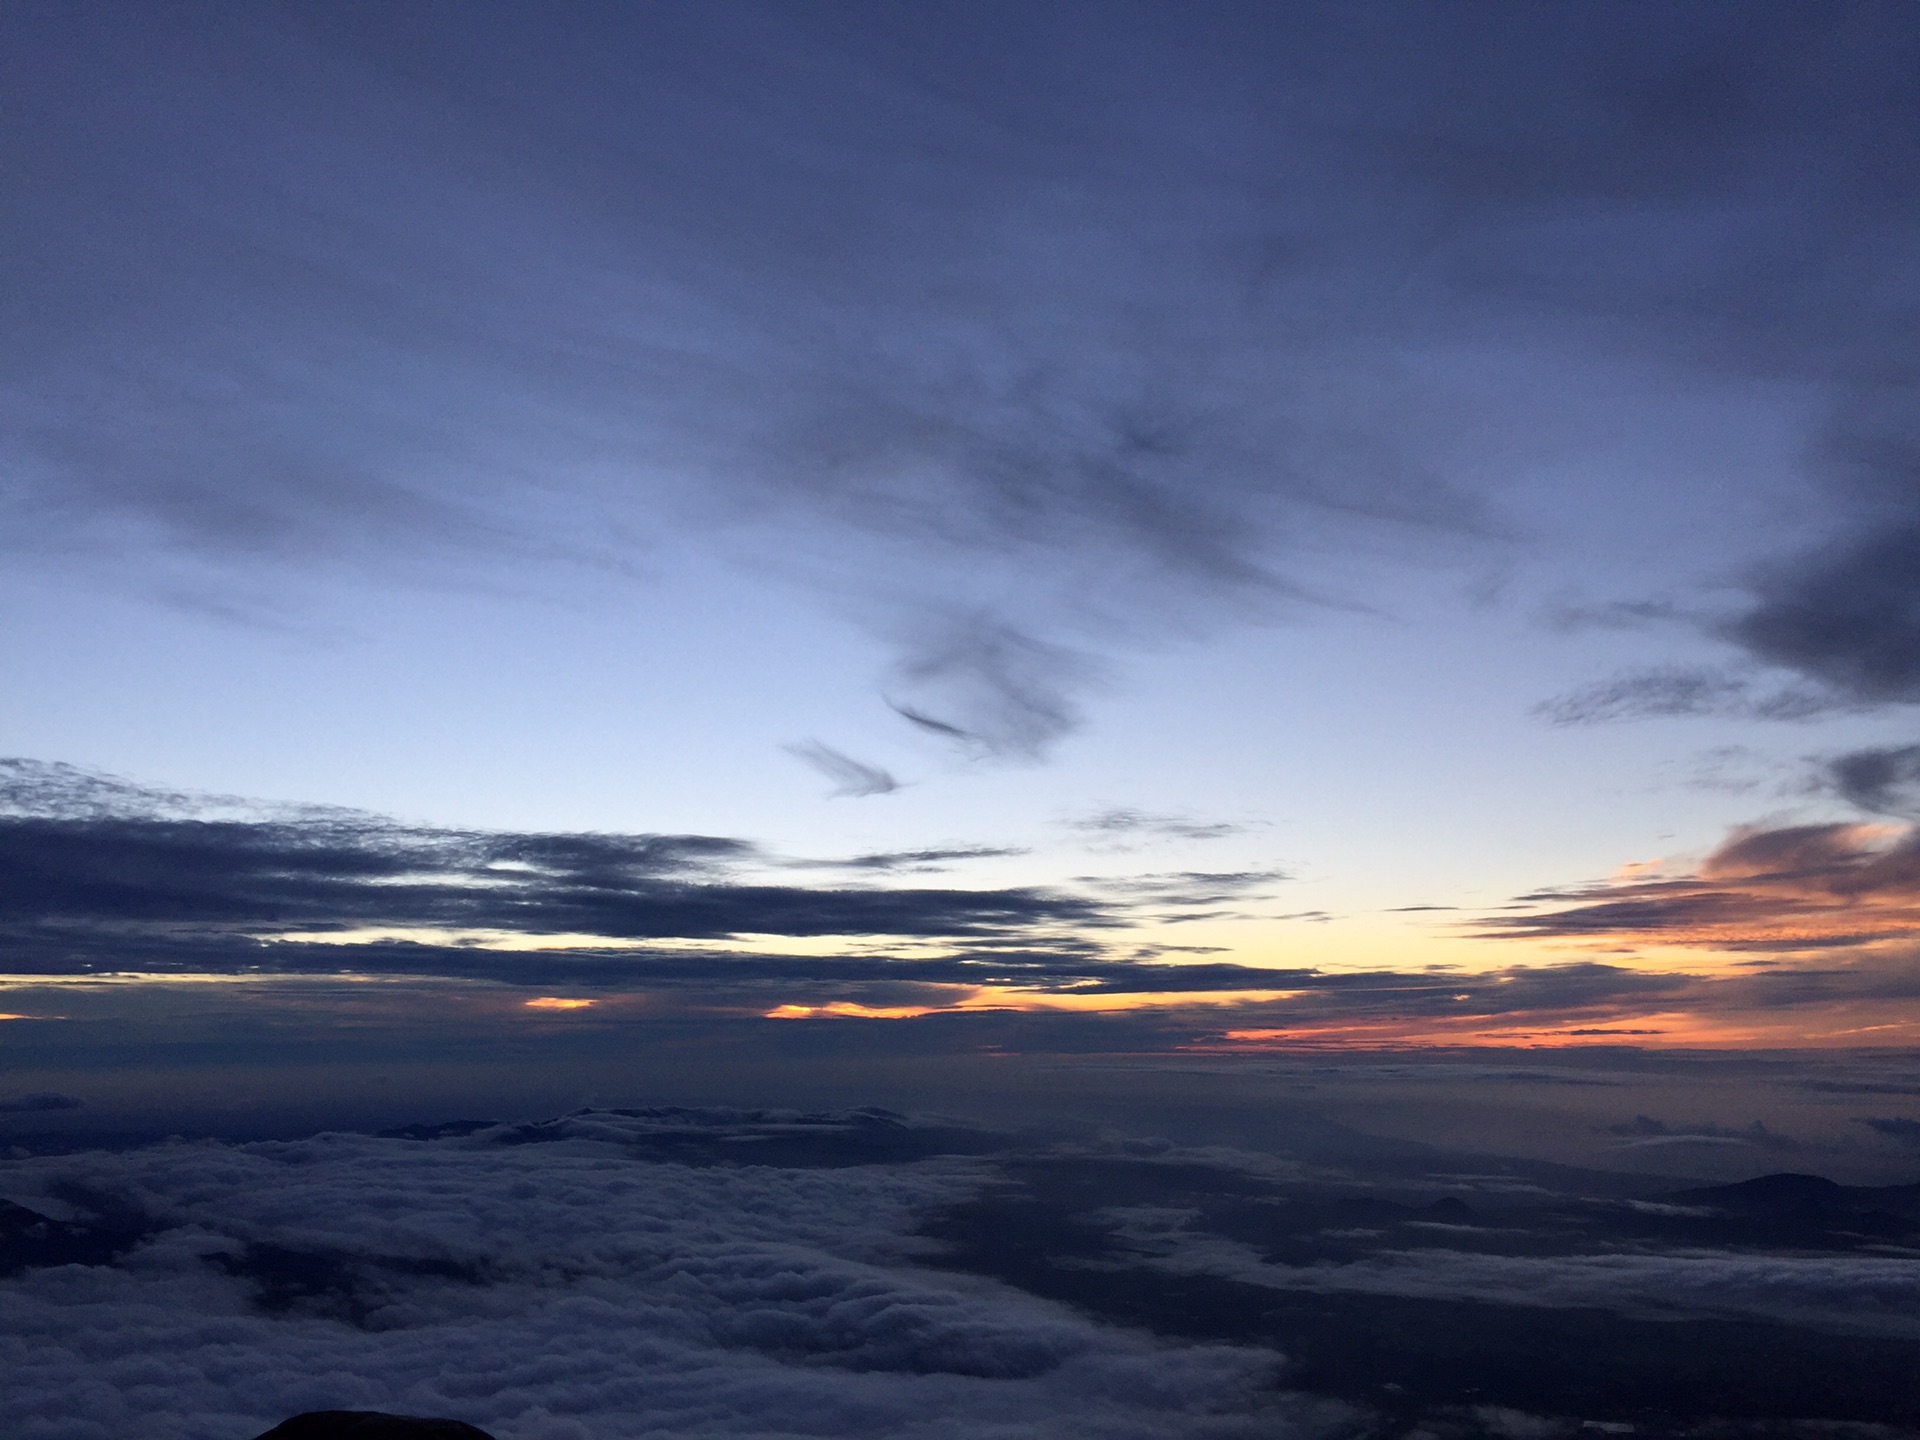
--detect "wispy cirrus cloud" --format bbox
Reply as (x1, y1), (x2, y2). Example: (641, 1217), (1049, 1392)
(1534, 667), (1844, 727)
(785, 741), (901, 799)
(1065, 808), (1253, 849)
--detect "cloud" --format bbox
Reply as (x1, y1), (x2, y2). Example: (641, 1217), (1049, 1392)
(0, 1114), (1304, 1440)
(10, 1106), (1920, 1438)
(1858, 1116), (1920, 1147)
(884, 618), (1097, 763)
(1481, 822), (1920, 952)
(807, 847), (1029, 874)
(0, 760), (1746, 1045)
(9, 756), (1917, 1048)
(13, 759), (1920, 1048)
(915, 1131), (1920, 1425)
(0, 1093), (83, 1115)
(1731, 521), (1920, 708)
(1119, 1228), (1920, 1344)
(1081, 870), (1288, 902)
(785, 743), (900, 799)
(0, 759), (1097, 959)
(1829, 744), (1920, 817)
(1606, 1115), (1798, 1151)
(1533, 668), (1840, 726)
(1065, 809), (1249, 847)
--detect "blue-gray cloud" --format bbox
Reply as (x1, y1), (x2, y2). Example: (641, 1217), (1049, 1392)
(785, 742), (901, 799)
(1829, 744), (1920, 817)
(0, 760), (1091, 951)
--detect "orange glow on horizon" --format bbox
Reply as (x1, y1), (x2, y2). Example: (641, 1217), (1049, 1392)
(524, 996), (597, 1010)
(1212, 1004), (1920, 1051)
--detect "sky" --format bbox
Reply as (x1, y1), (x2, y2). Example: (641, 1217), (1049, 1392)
(12, 7), (1920, 1438)
(6, 0), (1920, 1111)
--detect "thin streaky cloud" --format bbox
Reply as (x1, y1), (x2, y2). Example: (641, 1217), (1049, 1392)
(785, 741), (901, 799)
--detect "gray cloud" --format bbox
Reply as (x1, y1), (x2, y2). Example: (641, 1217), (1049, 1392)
(1858, 1116), (1920, 1148)
(1730, 515), (1920, 709)
(1534, 668), (1841, 727)
(1829, 744), (1920, 817)
(1066, 809), (1249, 846)
(808, 846), (1030, 874)
(0, 759), (1096, 957)
(885, 619), (1096, 763)
(785, 742), (901, 799)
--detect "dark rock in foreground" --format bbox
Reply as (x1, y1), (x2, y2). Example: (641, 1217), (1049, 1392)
(251, 1413), (496, 1440)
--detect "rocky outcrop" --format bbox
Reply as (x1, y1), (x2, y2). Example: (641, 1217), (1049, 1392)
(250, 1413), (497, 1440)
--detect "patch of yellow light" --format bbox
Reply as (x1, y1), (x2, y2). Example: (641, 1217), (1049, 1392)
(976, 987), (1301, 1013)
(766, 1001), (940, 1020)
(0, 1012), (29, 1020)
(764, 986), (1302, 1021)
(524, 996), (597, 1011)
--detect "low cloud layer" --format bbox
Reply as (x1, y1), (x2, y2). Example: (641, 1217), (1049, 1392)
(6, 1108), (1920, 1437)
(0, 1113), (1310, 1440)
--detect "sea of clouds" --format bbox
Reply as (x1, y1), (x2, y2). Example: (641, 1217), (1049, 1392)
(0, 1111), (1336, 1440)
(9, 1105), (1920, 1439)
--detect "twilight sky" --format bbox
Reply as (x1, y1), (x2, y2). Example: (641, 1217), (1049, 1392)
(7, 0), (1920, 1094)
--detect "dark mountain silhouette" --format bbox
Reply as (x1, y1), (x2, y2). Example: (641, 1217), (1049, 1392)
(251, 1412), (496, 1440)
(1662, 1171), (1920, 1247)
